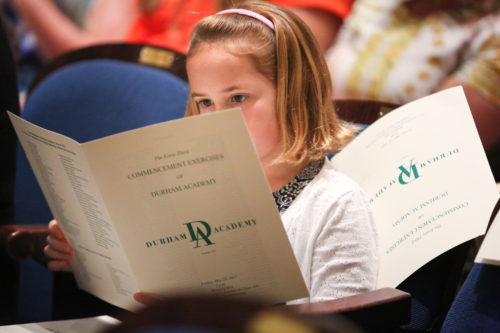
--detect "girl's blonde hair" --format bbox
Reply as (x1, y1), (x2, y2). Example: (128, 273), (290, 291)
(185, 0), (355, 165)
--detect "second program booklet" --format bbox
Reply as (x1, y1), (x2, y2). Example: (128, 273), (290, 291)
(9, 109), (309, 310)
(332, 87), (499, 288)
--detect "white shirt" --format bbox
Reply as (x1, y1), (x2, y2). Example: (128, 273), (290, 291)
(281, 158), (378, 304)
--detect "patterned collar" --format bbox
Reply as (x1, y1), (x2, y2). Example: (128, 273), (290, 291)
(272, 159), (325, 213)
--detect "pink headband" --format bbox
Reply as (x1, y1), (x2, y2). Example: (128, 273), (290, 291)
(216, 9), (275, 30)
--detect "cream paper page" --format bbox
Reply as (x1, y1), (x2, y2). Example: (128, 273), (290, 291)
(81, 109), (308, 304)
(332, 87), (500, 288)
(476, 204), (500, 265)
(0, 315), (120, 333)
(8, 113), (140, 310)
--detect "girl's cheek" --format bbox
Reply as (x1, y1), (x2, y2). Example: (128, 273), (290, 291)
(199, 106), (213, 114)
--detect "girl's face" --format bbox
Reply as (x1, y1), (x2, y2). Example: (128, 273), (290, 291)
(187, 44), (281, 165)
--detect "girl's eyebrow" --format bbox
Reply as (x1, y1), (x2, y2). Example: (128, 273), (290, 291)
(190, 92), (205, 98)
(223, 86), (241, 93)
(191, 86), (243, 98)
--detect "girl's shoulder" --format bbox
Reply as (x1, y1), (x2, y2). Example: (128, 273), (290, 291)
(281, 158), (371, 219)
(282, 158), (375, 232)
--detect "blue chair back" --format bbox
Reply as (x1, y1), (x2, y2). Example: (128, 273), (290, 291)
(14, 59), (189, 322)
(440, 199), (500, 332)
(396, 240), (473, 331)
(397, 198), (500, 331)
(441, 263), (500, 332)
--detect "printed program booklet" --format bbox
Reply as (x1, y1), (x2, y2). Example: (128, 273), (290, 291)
(331, 86), (500, 288)
(10, 86), (499, 310)
(9, 109), (309, 310)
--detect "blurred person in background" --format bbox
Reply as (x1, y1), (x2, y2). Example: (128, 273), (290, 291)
(327, 0), (500, 163)
(6, 0), (352, 100)
(8, 0), (352, 59)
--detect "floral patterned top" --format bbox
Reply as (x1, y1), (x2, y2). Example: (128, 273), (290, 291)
(327, 0), (500, 106)
(273, 159), (325, 213)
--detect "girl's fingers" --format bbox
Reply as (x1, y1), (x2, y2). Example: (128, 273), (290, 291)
(133, 292), (163, 305)
(44, 244), (72, 261)
(46, 234), (72, 255)
(48, 219), (66, 240)
(47, 259), (72, 272)
(45, 220), (73, 272)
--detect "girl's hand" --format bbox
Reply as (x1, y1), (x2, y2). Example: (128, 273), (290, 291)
(44, 219), (73, 271)
(133, 292), (163, 305)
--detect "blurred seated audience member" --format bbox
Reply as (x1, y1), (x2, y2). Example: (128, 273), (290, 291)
(327, 0), (500, 159)
(52, 0), (94, 27)
(9, 0), (353, 60)
(1, 0), (90, 95)
(1, 1), (43, 95)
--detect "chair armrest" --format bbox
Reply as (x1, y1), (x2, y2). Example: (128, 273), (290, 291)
(284, 287), (411, 330)
(333, 99), (399, 125)
(0, 225), (49, 264)
(285, 287), (410, 314)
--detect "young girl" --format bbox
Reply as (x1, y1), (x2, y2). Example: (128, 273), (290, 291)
(45, 0), (378, 304)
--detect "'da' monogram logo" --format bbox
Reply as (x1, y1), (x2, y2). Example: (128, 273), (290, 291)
(184, 221), (215, 248)
(398, 160), (420, 185)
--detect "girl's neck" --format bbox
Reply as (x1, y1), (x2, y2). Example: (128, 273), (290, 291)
(263, 159), (311, 192)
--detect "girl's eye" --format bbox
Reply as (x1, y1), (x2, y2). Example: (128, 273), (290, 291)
(197, 99), (214, 108)
(232, 95), (248, 103)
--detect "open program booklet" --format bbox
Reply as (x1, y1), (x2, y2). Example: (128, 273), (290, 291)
(8, 109), (309, 311)
(331, 87), (500, 288)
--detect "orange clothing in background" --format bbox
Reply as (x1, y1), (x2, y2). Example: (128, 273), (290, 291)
(126, 0), (217, 54)
(126, 0), (353, 54)
(271, 0), (353, 19)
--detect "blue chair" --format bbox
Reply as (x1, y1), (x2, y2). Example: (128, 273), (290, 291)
(395, 240), (474, 331)
(13, 57), (189, 323)
(27, 43), (187, 95)
(396, 198), (500, 332)
(440, 198), (500, 332)
(441, 263), (500, 332)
